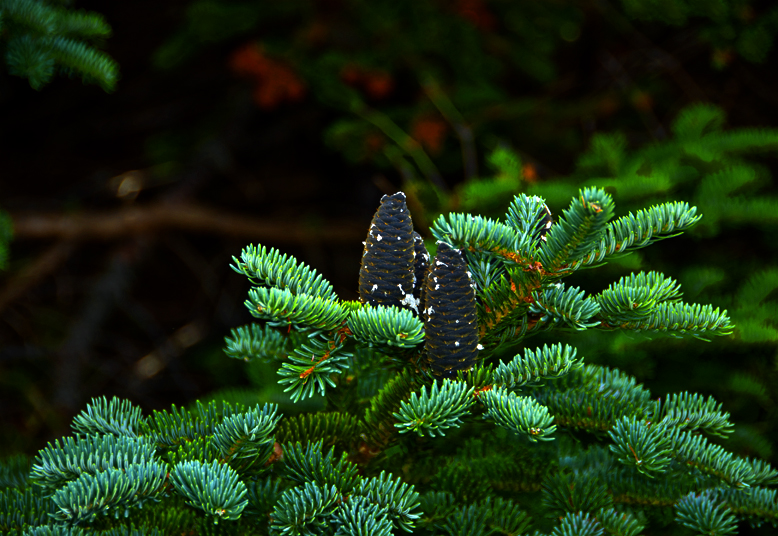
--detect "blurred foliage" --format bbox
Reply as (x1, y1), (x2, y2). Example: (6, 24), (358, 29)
(0, 211), (11, 270)
(0, 0), (118, 90)
(155, 0), (778, 180)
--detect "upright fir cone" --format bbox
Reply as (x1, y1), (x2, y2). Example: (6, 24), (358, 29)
(358, 192), (419, 313)
(423, 241), (480, 378)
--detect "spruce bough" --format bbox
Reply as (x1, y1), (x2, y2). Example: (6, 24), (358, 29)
(3, 188), (776, 536)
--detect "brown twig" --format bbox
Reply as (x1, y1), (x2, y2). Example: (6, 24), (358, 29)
(10, 203), (365, 243)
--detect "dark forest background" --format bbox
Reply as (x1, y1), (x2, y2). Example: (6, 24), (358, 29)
(2, 0), (778, 462)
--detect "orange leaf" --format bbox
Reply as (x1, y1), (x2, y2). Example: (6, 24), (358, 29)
(410, 116), (448, 155)
(454, 0), (496, 31)
(363, 71), (394, 99)
(229, 43), (306, 109)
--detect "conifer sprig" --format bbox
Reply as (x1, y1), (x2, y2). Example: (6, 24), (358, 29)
(539, 187), (615, 272)
(50, 459), (167, 524)
(569, 202), (702, 270)
(246, 287), (348, 331)
(530, 283), (602, 330)
(351, 471), (422, 532)
(232, 244), (338, 301)
(346, 304), (425, 348)
(70, 396), (145, 438)
(480, 386), (557, 442)
(1, 0), (118, 89)
(169, 460), (247, 522)
(491, 343), (583, 389)
(30, 435), (156, 490)
(393, 380), (475, 437)
(657, 392), (734, 438)
(223, 323), (301, 362)
(431, 213), (522, 262)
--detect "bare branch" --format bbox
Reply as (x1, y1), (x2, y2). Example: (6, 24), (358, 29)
(10, 203), (365, 244)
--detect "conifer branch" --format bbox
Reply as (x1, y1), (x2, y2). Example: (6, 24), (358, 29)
(480, 386), (557, 442)
(393, 380), (475, 437)
(362, 369), (420, 448)
(431, 213), (522, 262)
(223, 323), (302, 363)
(602, 301), (734, 339)
(278, 332), (352, 402)
(351, 471), (422, 532)
(169, 460), (247, 522)
(675, 490), (739, 536)
(539, 187), (615, 272)
(491, 343), (583, 389)
(347, 305), (425, 349)
(530, 283), (602, 330)
(51, 460), (167, 524)
(232, 244), (338, 301)
(246, 286), (348, 330)
(657, 392), (734, 438)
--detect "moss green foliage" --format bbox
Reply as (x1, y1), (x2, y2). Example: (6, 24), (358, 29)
(0, 209), (11, 271)
(6, 173), (778, 535)
(617, 0), (778, 64)
(0, 0), (118, 90)
(152, 0), (778, 188)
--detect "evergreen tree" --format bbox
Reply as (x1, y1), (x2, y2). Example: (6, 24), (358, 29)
(4, 185), (777, 535)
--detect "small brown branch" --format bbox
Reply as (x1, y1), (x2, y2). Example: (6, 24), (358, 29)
(10, 203), (365, 244)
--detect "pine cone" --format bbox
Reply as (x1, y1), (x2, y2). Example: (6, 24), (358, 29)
(423, 241), (480, 377)
(358, 192), (419, 313)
